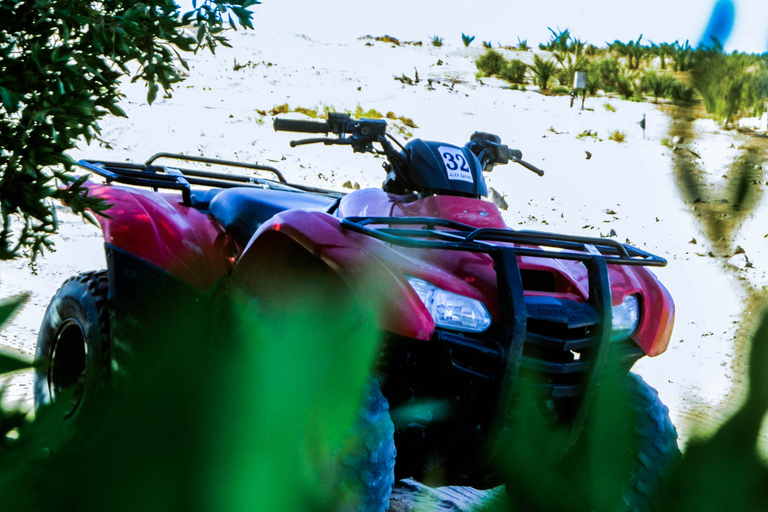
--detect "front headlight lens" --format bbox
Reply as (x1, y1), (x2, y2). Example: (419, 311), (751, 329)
(611, 294), (640, 341)
(406, 276), (492, 333)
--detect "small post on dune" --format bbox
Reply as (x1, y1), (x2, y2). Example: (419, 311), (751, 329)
(638, 113), (646, 139)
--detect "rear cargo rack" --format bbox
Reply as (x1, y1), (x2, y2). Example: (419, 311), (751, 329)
(78, 153), (343, 205)
(341, 216), (666, 267)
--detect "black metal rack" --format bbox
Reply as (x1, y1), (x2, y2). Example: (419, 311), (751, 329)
(340, 216), (667, 267)
(78, 153), (344, 205)
(342, 215), (666, 455)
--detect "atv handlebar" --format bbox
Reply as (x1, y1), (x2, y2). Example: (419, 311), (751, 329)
(273, 114), (544, 177)
(273, 118), (329, 134)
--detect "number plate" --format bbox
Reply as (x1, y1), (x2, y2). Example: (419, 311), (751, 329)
(438, 146), (474, 183)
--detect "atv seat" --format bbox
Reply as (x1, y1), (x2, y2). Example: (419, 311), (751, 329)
(209, 187), (336, 245)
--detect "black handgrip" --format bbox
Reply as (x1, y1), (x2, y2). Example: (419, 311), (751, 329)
(508, 149), (523, 160)
(513, 157), (545, 176)
(273, 118), (329, 134)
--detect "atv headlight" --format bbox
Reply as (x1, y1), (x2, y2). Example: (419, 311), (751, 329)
(406, 276), (492, 333)
(611, 294), (640, 341)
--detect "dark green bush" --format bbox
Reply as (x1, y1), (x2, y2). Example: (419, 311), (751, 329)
(615, 69), (642, 100)
(476, 48), (507, 76)
(642, 70), (679, 102)
(666, 79), (696, 103)
(555, 68), (570, 87)
(499, 59), (528, 84)
(588, 57), (622, 92)
(691, 44), (768, 124)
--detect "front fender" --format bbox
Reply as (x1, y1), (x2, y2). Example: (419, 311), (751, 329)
(230, 209), (436, 340)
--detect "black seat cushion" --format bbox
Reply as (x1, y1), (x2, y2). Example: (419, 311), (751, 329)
(209, 187), (335, 244)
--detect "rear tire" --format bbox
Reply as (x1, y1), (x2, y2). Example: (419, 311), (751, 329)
(34, 270), (110, 419)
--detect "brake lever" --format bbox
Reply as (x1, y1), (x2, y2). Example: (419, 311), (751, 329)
(289, 137), (351, 147)
(511, 155), (545, 176)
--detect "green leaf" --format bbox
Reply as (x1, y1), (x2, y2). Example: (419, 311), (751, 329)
(147, 81), (159, 105)
(0, 349), (33, 376)
(0, 293), (29, 332)
(106, 102), (127, 117)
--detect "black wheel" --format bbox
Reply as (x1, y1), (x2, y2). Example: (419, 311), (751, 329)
(503, 373), (679, 512)
(336, 380), (397, 512)
(34, 270), (110, 419)
(619, 373), (680, 512)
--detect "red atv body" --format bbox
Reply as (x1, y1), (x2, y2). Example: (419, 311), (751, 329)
(35, 114), (678, 510)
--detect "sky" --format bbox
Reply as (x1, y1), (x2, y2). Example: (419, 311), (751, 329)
(178, 0), (768, 54)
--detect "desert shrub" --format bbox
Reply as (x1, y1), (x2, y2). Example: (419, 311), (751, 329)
(385, 111), (417, 128)
(609, 130), (627, 142)
(461, 33), (475, 47)
(551, 86), (571, 96)
(517, 38), (529, 51)
(691, 44), (768, 124)
(476, 48), (507, 77)
(667, 80), (696, 103)
(483, 41), (493, 49)
(431, 35), (444, 47)
(603, 102), (616, 112)
(642, 70), (679, 102)
(499, 59), (528, 84)
(555, 68), (570, 87)
(588, 57), (622, 92)
(615, 69), (643, 100)
(269, 103), (291, 115)
(355, 106), (384, 119)
(576, 129), (598, 140)
(746, 65), (768, 115)
(531, 55), (557, 90)
(294, 106), (319, 118)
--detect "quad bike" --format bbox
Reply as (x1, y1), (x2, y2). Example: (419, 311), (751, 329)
(35, 113), (679, 511)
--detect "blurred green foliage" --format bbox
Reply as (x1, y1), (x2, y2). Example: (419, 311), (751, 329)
(0, 283), (380, 511)
(691, 40), (768, 124)
(0, 0), (257, 261)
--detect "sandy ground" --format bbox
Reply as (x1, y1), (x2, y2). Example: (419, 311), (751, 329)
(2, 29), (767, 496)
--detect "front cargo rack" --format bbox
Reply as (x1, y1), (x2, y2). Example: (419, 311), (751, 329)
(342, 215), (667, 455)
(341, 216), (667, 267)
(78, 152), (344, 205)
